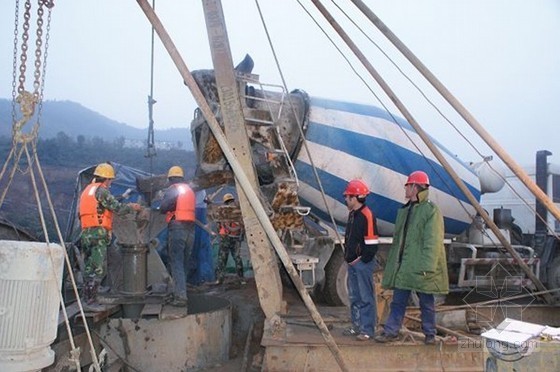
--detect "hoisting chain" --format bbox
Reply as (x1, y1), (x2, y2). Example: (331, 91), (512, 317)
(11, 0), (52, 147)
(10, 0), (20, 130)
(36, 0), (53, 136)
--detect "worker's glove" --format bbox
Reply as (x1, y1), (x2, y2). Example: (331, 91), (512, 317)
(129, 203), (143, 212)
(121, 188), (133, 199)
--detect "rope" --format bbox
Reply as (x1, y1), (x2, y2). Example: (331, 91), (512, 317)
(23, 144), (84, 371)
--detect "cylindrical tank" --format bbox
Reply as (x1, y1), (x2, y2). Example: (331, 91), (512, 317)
(0, 240), (64, 372)
(121, 243), (148, 296)
(99, 294), (231, 371)
(120, 243), (148, 318)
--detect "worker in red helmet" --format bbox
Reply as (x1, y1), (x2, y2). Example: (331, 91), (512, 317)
(342, 179), (379, 341)
(375, 171), (449, 345)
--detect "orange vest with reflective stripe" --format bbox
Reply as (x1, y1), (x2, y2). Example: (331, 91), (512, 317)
(165, 183), (195, 223)
(219, 222), (242, 237)
(79, 183), (113, 230)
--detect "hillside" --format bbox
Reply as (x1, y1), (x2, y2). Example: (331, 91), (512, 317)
(0, 135), (197, 241)
(0, 98), (193, 150)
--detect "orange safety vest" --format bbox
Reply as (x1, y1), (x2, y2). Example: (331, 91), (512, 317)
(219, 221), (242, 237)
(79, 183), (113, 230)
(165, 183), (195, 223)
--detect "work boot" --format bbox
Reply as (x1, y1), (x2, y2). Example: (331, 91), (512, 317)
(356, 333), (371, 341)
(374, 332), (399, 343)
(170, 296), (188, 307)
(83, 278), (99, 305)
(342, 327), (359, 337)
(424, 335), (436, 345)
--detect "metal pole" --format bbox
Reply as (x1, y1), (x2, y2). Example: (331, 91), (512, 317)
(135, 1), (349, 370)
(349, 0), (560, 225)
(310, 0), (553, 304)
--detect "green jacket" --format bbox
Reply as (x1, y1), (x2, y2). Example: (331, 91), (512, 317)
(381, 189), (449, 294)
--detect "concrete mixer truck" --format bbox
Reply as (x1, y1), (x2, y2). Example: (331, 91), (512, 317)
(190, 60), (542, 305)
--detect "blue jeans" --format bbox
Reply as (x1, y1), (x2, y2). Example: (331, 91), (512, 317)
(168, 222), (193, 299)
(384, 289), (436, 337)
(347, 259), (376, 336)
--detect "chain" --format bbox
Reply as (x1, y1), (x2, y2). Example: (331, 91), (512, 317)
(10, 0), (53, 145)
(11, 0), (21, 126)
(33, 2), (45, 100)
(39, 0), (55, 9)
(35, 0), (53, 139)
(17, 0), (31, 95)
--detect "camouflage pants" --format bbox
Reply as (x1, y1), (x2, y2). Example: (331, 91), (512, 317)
(215, 236), (244, 281)
(80, 227), (112, 280)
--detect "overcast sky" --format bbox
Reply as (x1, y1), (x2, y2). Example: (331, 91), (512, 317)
(1, 0), (559, 166)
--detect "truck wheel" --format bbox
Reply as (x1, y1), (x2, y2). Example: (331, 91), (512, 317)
(323, 248), (349, 306)
(547, 256), (560, 300)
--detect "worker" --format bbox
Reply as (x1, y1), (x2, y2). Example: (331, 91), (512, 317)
(375, 171), (449, 345)
(79, 163), (141, 304)
(159, 165), (195, 307)
(342, 179), (379, 341)
(214, 193), (245, 285)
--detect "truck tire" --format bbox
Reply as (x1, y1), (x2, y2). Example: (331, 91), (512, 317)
(322, 248), (349, 306)
(322, 248), (385, 307)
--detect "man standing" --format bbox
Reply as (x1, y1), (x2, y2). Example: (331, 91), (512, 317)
(159, 165), (195, 307)
(342, 179), (379, 341)
(79, 163), (141, 303)
(375, 171), (449, 345)
(215, 193), (245, 285)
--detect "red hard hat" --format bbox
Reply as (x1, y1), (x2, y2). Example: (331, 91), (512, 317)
(343, 179), (370, 196)
(405, 171), (430, 186)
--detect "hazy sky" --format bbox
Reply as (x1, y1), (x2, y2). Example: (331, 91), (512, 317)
(1, 0), (559, 166)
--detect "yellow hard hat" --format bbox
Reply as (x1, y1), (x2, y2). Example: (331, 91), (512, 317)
(223, 193), (235, 203)
(168, 165), (184, 178)
(93, 163), (115, 179)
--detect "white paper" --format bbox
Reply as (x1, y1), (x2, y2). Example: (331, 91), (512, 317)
(481, 329), (533, 344)
(495, 318), (545, 337)
(541, 326), (560, 337)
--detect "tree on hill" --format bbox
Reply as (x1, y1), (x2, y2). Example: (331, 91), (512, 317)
(0, 133), (197, 240)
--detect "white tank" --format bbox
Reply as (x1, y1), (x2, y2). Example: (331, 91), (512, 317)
(471, 160), (506, 194)
(0, 241), (65, 372)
